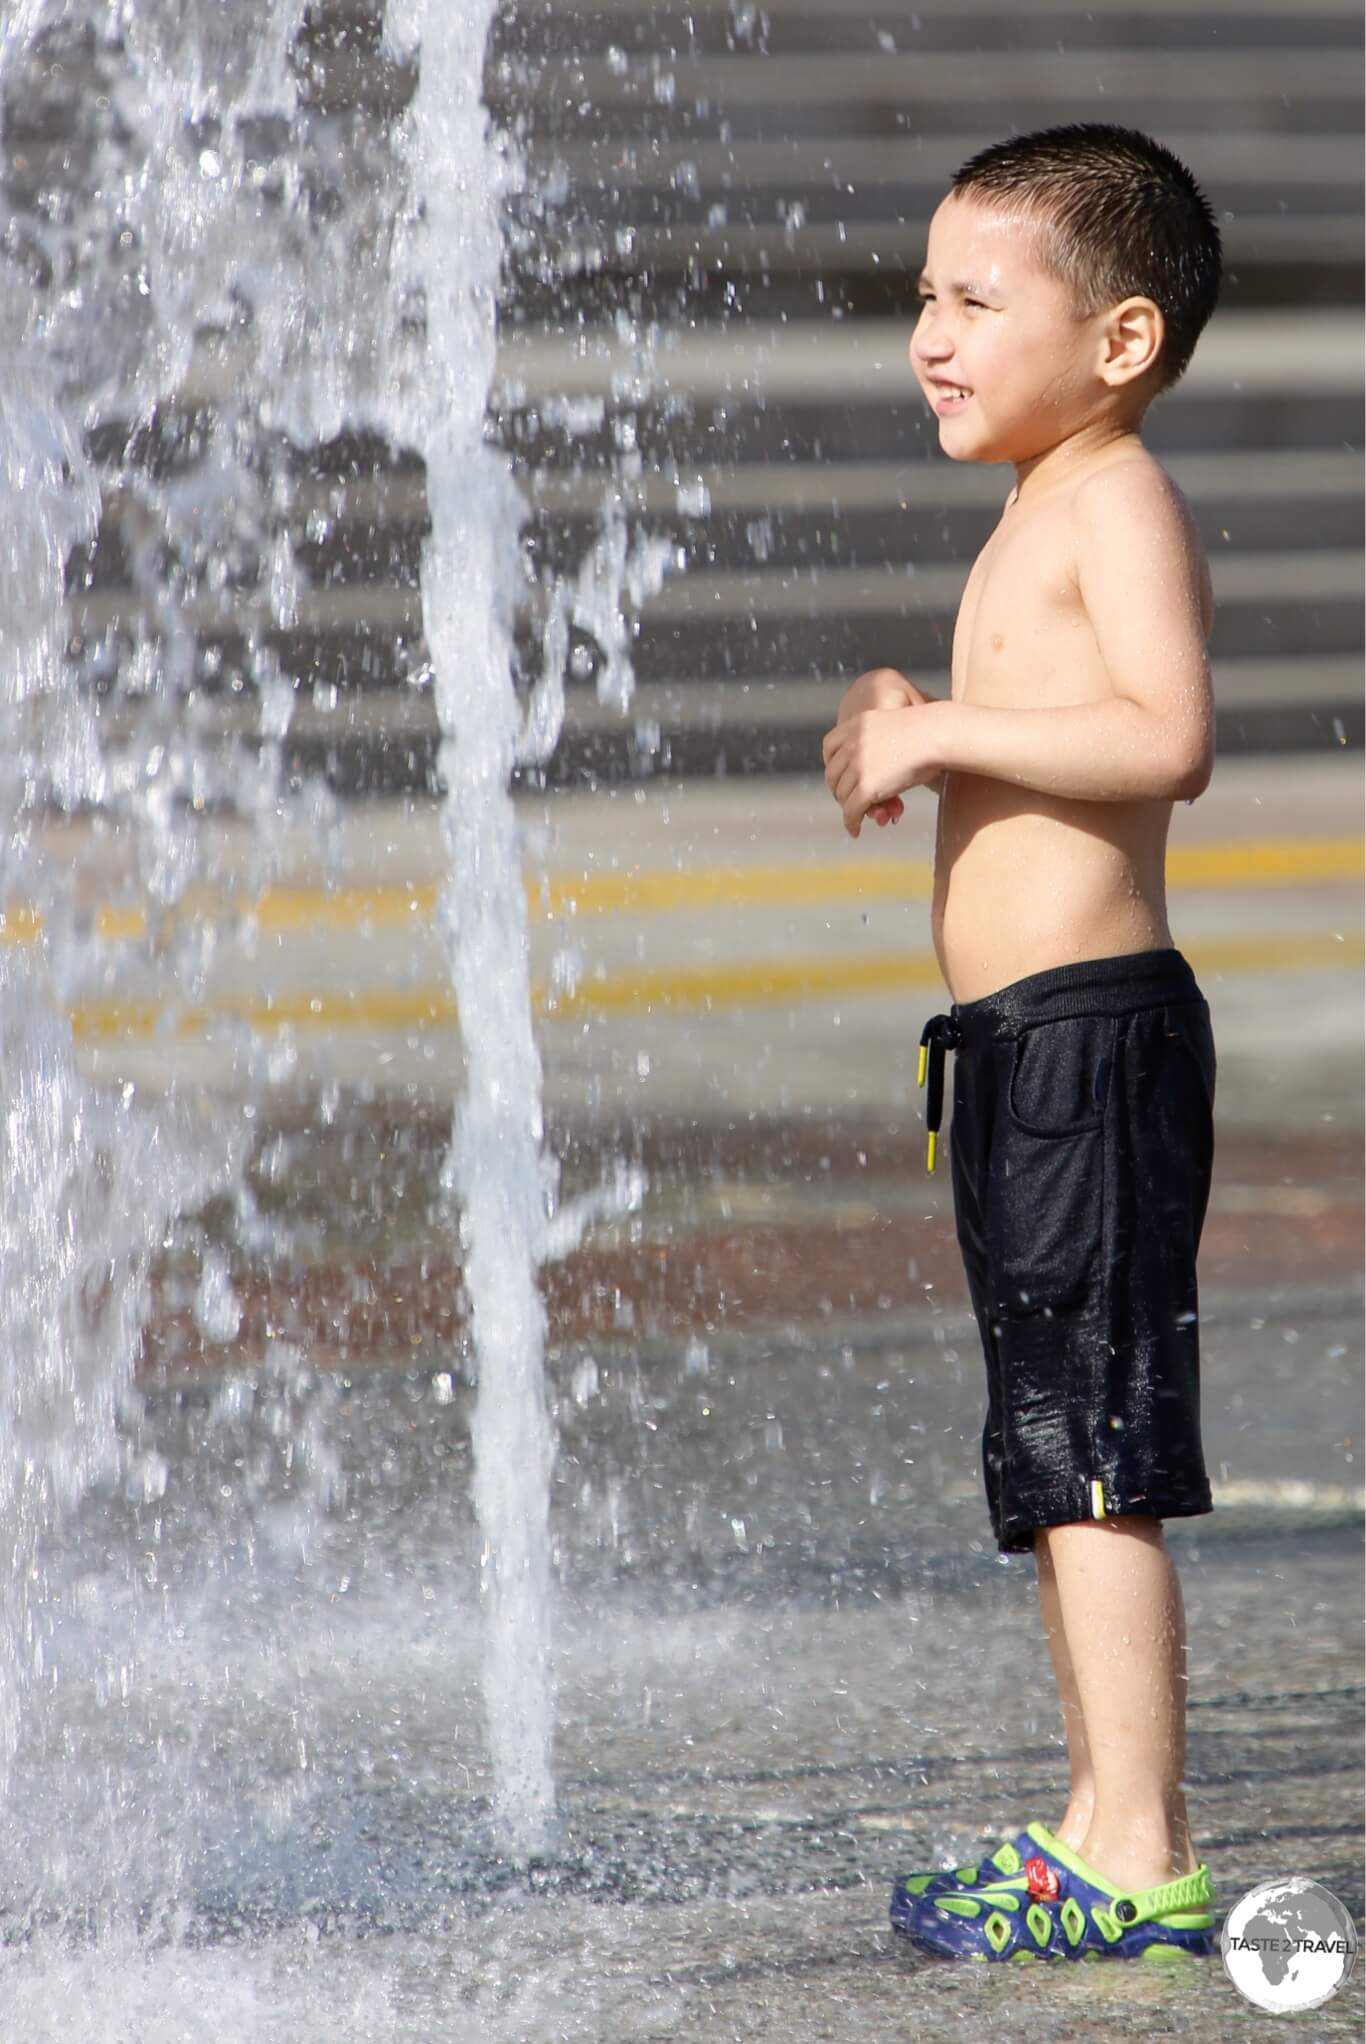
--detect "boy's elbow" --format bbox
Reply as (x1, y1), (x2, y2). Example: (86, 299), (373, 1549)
(1141, 692), (1213, 800)
(1168, 734), (1214, 801)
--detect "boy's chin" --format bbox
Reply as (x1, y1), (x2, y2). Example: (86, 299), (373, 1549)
(934, 428), (997, 463)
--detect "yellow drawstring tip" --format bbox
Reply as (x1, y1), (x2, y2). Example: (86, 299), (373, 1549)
(917, 1044), (928, 1087)
(1090, 1479), (1107, 1520)
(926, 1130), (938, 1173)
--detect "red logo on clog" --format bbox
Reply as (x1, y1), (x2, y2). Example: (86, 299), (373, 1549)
(1025, 1856), (1061, 1901)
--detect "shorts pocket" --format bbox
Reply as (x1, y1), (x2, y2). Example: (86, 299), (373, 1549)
(1151, 1001), (1216, 1246)
(1160, 1000), (1216, 1116)
(988, 1115), (1104, 1318)
(1008, 1015), (1117, 1138)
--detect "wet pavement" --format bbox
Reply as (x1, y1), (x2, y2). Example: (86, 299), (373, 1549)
(3, 756), (1361, 2039)
(4, 1292), (1360, 2040)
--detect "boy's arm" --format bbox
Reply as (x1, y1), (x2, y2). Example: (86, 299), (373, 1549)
(837, 665), (931, 720)
(824, 468), (1215, 830)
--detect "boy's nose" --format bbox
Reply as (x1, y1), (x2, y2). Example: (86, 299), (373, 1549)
(911, 337), (954, 377)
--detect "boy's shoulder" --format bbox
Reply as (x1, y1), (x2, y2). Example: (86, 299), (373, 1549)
(998, 447), (1204, 565)
(1068, 445), (1191, 517)
(1065, 449), (1213, 627)
(1066, 448), (1205, 548)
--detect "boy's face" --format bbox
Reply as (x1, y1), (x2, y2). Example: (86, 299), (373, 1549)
(910, 194), (1102, 465)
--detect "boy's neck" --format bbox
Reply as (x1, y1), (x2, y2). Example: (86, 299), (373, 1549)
(1009, 418), (1147, 511)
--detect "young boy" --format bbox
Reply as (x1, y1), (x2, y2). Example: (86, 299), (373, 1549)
(821, 124), (1224, 1963)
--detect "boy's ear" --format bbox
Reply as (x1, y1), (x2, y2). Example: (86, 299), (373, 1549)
(1096, 296), (1164, 389)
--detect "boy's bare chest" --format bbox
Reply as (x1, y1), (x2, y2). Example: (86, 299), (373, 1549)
(950, 503), (1109, 706)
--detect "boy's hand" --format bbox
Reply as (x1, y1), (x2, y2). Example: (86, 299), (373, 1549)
(867, 795), (905, 827)
(827, 666), (938, 830)
(822, 704), (941, 837)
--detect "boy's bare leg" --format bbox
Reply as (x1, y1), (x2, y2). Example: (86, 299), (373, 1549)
(1034, 1536), (1095, 1850)
(1036, 1515), (1199, 1893)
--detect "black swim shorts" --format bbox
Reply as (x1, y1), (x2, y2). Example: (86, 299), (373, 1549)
(920, 948), (1216, 1554)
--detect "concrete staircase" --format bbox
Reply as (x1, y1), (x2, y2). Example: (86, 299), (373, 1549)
(38, 0), (1366, 792)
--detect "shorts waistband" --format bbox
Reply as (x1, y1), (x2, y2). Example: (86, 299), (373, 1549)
(916, 950), (1202, 1171)
(949, 947), (1203, 1051)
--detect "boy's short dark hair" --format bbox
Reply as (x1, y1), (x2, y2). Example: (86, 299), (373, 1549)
(949, 123), (1223, 392)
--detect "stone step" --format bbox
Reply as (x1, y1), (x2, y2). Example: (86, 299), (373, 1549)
(490, 0), (1363, 58)
(502, 393), (1359, 468)
(283, 445), (1362, 518)
(484, 49), (1362, 129)
(84, 653), (1359, 742)
(68, 655), (1362, 797)
(70, 546), (1365, 692)
(597, 552), (1366, 683)
(72, 303), (1364, 716)
(528, 133), (1363, 190)
(139, 309), (1363, 428)
(299, 32), (1366, 129)
(509, 219), (1361, 275)
(492, 0), (1364, 32)
(10, 3), (1360, 796)
(490, 313), (1366, 401)
(78, 449), (1364, 597)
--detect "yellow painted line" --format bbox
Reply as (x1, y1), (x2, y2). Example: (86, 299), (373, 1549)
(537, 861), (933, 916)
(543, 950), (949, 1019)
(3, 836), (1360, 949)
(1186, 931), (1364, 976)
(1168, 837), (1363, 888)
(71, 988), (460, 1044)
(96, 906), (150, 942)
(552, 838), (1364, 915)
(66, 931), (1364, 1043)
(248, 884), (439, 933)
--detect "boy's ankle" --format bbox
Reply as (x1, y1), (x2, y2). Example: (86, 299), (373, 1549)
(1054, 1798), (1095, 1851)
(1075, 1822), (1200, 1893)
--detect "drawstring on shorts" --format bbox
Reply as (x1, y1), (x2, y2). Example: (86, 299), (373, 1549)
(917, 1012), (962, 1172)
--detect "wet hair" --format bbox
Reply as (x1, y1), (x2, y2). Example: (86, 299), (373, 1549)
(949, 123), (1222, 392)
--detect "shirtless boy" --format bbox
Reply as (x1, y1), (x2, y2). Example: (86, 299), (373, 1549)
(821, 124), (1224, 1963)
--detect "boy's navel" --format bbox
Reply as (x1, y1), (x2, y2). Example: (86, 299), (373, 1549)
(991, 632), (1006, 652)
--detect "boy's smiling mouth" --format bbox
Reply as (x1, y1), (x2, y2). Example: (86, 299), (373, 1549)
(928, 380), (973, 413)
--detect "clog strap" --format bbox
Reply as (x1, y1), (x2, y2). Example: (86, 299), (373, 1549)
(1099, 1864), (1214, 1932)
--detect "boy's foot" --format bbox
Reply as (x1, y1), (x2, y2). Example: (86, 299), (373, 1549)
(889, 1830), (1036, 1931)
(898, 1820), (1216, 1962)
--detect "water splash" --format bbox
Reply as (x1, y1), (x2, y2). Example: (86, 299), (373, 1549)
(377, 0), (558, 1858)
(2, 0), (675, 1889)
(0, 0), (303, 1884)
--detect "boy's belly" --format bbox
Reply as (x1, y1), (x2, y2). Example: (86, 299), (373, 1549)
(931, 774), (1174, 1004)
